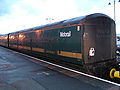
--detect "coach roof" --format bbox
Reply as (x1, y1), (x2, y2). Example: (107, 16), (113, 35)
(9, 13), (112, 34)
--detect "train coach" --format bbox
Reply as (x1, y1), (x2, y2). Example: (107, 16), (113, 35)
(0, 13), (119, 78)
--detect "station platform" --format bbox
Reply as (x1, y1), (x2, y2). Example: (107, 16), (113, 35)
(0, 46), (119, 90)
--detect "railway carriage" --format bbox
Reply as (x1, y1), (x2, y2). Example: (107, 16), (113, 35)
(0, 34), (8, 47)
(0, 13), (118, 77)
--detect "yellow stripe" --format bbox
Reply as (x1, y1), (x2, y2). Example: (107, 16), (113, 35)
(17, 45), (31, 50)
(12, 45), (17, 48)
(32, 47), (44, 53)
(9, 44), (17, 48)
(18, 45), (24, 49)
(58, 51), (82, 59)
(46, 50), (55, 54)
(8, 44), (82, 59)
(23, 46), (31, 50)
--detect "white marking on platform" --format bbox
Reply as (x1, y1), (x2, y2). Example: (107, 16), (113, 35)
(8, 48), (120, 86)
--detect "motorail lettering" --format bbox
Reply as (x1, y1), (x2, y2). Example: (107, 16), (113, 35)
(60, 31), (71, 37)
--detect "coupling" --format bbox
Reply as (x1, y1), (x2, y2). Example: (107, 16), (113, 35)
(110, 68), (120, 79)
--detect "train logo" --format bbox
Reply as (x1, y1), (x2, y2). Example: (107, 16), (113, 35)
(89, 48), (95, 56)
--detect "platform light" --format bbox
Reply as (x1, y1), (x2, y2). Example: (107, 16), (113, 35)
(35, 30), (42, 37)
(0, 36), (4, 39)
(19, 34), (25, 38)
(5, 36), (8, 39)
(108, 0), (120, 21)
(46, 18), (54, 23)
(108, 2), (111, 5)
(35, 30), (40, 33)
(10, 36), (15, 39)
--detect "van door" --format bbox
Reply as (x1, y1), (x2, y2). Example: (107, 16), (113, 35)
(83, 24), (96, 64)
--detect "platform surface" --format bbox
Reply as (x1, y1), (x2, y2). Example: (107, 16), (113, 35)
(0, 46), (119, 90)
